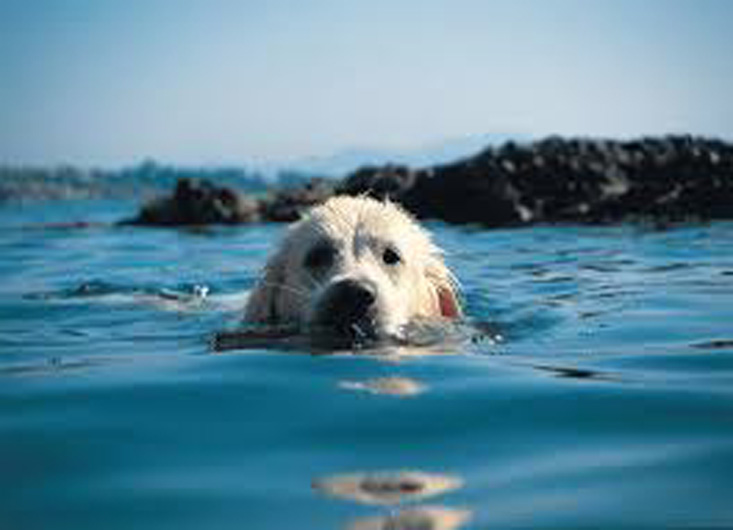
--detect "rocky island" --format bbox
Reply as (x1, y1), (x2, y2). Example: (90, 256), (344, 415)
(125, 135), (733, 228)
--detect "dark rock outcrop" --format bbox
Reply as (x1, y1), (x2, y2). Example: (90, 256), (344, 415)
(123, 177), (334, 226)
(337, 135), (733, 226)
(260, 178), (335, 222)
(125, 135), (733, 228)
(123, 178), (261, 225)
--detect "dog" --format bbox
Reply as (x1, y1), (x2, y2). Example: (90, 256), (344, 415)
(244, 196), (461, 342)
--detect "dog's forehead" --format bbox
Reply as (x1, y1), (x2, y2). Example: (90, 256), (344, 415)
(303, 198), (429, 248)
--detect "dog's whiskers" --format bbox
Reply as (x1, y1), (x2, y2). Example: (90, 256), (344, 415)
(302, 272), (320, 291)
(350, 322), (367, 340)
(259, 281), (310, 300)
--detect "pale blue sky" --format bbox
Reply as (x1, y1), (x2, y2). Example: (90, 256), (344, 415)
(1, 0), (732, 166)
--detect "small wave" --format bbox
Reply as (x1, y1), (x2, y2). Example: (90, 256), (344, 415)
(24, 280), (246, 314)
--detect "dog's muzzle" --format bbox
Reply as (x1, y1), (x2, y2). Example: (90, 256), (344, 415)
(312, 279), (378, 339)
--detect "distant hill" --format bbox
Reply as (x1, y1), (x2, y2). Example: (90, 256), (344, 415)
(273, 133), (526, 177)
(0, 134), (527, 202)
(0, 161), (272, 202)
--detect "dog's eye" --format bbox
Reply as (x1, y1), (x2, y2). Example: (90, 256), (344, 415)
(304, 245), (335, 270)
(382, 247), (402, 266)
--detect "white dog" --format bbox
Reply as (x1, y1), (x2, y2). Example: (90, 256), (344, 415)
(244, 196), (461, 341)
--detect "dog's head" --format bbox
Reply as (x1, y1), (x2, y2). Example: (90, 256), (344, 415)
(245, 196), (461, 340)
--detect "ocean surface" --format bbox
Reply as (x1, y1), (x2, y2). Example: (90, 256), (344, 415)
(2, 198), (733, 529)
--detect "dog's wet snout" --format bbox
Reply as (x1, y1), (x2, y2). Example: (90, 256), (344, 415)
(313, 279), (379, 338)
(328, 279), (376, 316)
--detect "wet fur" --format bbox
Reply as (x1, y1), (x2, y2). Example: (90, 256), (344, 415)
(245, 196), (461, 338)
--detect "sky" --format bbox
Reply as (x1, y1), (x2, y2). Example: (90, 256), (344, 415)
(1, 0), (732, 167)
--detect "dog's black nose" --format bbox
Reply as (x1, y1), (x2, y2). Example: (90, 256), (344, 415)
(314, 279), (379, 340)
(329, 279), (376, 315)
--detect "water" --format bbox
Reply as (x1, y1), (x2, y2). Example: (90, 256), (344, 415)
(2, 199), (733, 529)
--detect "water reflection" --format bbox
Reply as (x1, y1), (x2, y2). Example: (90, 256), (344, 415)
(313, 470), (463, 506)
(338, 376), (427, 397)
(348, 506), (471, 530)
(313, 470), (471, 530)
(214, 324), (482, 527)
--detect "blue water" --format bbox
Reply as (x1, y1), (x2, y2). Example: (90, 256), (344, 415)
(2, 199), (733, 529)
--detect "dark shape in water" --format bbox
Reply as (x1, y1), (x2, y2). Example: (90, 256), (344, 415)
(690, 339), (733, 350)
(530, 363), (617, 382)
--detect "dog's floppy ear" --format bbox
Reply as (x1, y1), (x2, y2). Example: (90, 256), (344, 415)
(244, 250), (287, 323)
(426, 259), (462, 320)
(437, 283), (462, 319)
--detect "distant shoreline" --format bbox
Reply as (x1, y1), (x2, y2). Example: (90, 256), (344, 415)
(4, 135), (733, 229)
